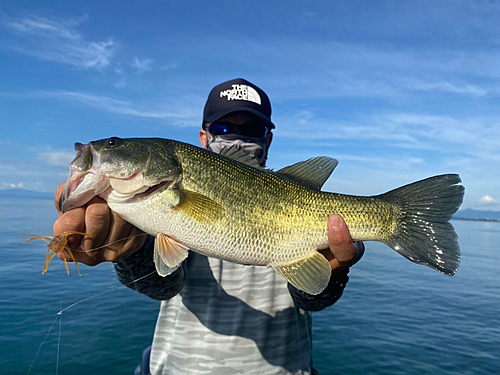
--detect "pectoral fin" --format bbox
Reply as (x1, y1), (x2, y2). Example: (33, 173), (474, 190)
(154, 233), (189, 277)
(273, 251), (332, 295)
(175, 188), (225, 224)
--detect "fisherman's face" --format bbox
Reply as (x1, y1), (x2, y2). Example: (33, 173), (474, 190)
(199, 112), (273, 148)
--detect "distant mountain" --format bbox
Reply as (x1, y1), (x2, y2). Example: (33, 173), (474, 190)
(0, 189), (53, 200)
(454, 208), (500, 221)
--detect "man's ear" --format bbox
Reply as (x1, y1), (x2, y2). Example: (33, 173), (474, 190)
(199, 129), (208, 148)
(267, 131), (273, 147)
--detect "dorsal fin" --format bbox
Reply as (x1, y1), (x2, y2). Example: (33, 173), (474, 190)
(219, 145), (263, 169)
(276, 156), (338, 190)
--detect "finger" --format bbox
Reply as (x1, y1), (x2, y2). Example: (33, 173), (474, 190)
(81, 197), (111, 264)
(104, 211), (147, 261)
(106, 210), (133, 247)
(53, 207), (85, 261)
(325, 214), (358, 270)
(54, 183), (66, 217)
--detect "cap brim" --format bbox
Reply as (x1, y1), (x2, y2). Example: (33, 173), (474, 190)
(204, 107), (275, 129)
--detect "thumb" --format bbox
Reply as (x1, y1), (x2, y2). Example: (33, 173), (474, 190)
(326, 214), (359, 267)
(54, 182), (66, 217)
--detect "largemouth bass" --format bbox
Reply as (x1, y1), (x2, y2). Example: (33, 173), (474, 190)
(60, 137), (464, 294)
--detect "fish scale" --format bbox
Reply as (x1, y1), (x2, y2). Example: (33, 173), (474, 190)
(60, 137), (464, 295)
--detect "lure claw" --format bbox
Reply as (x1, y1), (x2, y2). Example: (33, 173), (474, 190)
(20, 231), (92, 276)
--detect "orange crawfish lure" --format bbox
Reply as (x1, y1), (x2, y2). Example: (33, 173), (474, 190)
(20, 231), (92, 276)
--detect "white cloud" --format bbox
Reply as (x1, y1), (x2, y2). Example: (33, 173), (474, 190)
(0, 89), (204, 127)
(131, 56), (154, 73)
(34, 90), (202, 127)
(114, 77), (128, 89)
(479, 195), (497, 206)
(278, 109), (500, 159)
(2, 182), (24, 189)
(160, 63), (178, 71)
(1, 14), (115, 70)
(190, 36), (500, 101)
(40, 151), (75, 167)
(401, 78), (489, 97)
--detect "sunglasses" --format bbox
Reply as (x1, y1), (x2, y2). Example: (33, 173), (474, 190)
(207, 122), (268, 138)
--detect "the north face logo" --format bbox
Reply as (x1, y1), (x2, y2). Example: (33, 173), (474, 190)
(220, 84), (261, 105)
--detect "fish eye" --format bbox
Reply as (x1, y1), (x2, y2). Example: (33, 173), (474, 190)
(106, 137), (121, 147)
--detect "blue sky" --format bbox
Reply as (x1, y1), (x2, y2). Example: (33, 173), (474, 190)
(0, 0), (499, 210)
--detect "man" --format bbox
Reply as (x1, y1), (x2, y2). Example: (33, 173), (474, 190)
(53, 78), (364, 374)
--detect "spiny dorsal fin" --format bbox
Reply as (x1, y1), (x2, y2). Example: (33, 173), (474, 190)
(174, 188), (225, 224)
(273, 251), (332, 295)
(154, 233), (189, 276)
(219, 145), (264, 169)
(276, 157), (338, 190)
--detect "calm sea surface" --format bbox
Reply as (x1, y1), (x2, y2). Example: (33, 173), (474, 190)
(1, 198), (499, 374)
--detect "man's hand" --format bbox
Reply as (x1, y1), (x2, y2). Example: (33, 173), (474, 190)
(53, 183), (147, 266)
(320, 214), (363, 271)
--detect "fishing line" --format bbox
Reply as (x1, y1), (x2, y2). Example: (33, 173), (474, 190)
(26, 314), (59, 375)
(68, 233), (149, 253)
(57, 270), (156, 314)
(56, 297), (62, 375)
(26, 267), (157, 373)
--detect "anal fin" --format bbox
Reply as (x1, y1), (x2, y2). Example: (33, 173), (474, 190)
(154, 233), (189, 277)
(273, 252), (332, 295)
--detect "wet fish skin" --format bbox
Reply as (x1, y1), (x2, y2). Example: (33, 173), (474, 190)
(60, 137), (464, 294)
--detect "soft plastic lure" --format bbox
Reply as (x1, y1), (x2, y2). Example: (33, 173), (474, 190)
(20, 231), (92, 276)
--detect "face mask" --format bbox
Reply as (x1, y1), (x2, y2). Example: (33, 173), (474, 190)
(205, 133), (269, 166)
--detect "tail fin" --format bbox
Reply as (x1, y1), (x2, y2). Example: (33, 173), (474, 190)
(378, 174), (464, 276)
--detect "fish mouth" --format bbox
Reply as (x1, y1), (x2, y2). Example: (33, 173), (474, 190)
(59, 139), (153, 211)
(65, 171), (86, 199)
(58, 173), (82, 212)
(60, 169), (110, 213)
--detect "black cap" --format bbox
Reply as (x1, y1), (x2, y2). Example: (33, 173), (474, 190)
(203, 78), (275, 129)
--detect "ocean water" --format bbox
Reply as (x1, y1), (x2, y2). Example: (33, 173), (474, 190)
(1, 197), (499, 374)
